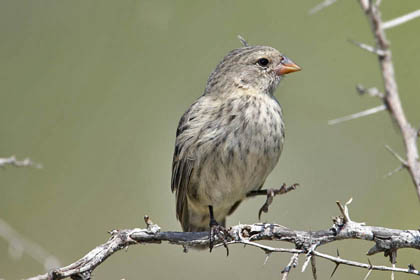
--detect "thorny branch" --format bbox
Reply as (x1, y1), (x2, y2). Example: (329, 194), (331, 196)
(9, 2), (420, 280)
(26, 201), (420, 280)
(357, 1), (420, 200)
(324, 0), (420, 199)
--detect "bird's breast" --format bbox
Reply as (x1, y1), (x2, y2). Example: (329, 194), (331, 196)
(190, 93), (285, 213)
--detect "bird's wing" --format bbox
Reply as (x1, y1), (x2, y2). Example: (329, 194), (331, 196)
(171, 101), (198, 223)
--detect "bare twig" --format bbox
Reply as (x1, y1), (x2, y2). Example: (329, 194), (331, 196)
(382, 9), (420, 30)
(359, 0), (420, 199)
(349, 40), (386, 56)
(385, 165), (404, 178)
(281, 253), (299, 280)
(363, 269), (373, 280)
(0, 156), (41, 168)
(312, 250), (419, 276)
(237, 35), (249, 47)
(308, 0), (338, 15)
(302, 243), (318, 272)
(25, 201), (420, 280)
(385, 145), (408, 166)
(0, 218), (60, 271)
(328, 105), (386, 125)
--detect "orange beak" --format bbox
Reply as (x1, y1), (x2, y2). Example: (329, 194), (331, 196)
(275, 57), (301, 76)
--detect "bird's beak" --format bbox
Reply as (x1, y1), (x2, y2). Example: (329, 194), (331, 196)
(275, 56), (301, 76)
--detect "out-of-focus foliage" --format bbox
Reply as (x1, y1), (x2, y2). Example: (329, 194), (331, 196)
(1, 1), (419, 279)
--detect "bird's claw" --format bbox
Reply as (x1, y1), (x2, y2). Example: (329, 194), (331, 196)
(209, 221), (231, 256)
(258, 183), (299, 220)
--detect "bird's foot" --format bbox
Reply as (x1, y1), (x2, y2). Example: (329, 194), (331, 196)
(209, 220), (231, 256)
(248, 183), (299, 220)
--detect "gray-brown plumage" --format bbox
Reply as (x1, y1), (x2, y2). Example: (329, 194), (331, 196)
(171, 44), (301, 232)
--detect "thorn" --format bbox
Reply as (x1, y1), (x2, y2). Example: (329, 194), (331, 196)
(328, 105), (386, 125)
(384, 165), (404, 178)
(302, 255), (312, 272)
(363, 269), (373, 280)
(143, 215), (161, 234)
(408, 264), (416, 271)
(144, 215), (151, 226)
(385, 145), (408, 166)
(336, 248), (340, 257)
(311, 256), (317, 280)
(345, 198), (353, 206)
(382, 9), (420, 30)
(368, 258), (372, 268)
(329, 263), (340, 279)
(302, 244), (318, 273)
(237, 35), (248, 47)
(349, 39), (386, 56)
(336, 199), (352, 223)
(264, 252), (271, 265)
(308, 0), (338, 15)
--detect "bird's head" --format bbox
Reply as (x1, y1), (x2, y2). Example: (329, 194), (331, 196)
(205, 45), (301, 96)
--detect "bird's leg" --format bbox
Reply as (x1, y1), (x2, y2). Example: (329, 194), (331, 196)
(246, 183), (299, 220)
(208, 205), (230, 256)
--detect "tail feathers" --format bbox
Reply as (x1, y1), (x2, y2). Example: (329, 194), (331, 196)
(180, 206), (226, 251)
(180, 203), (226, 232)
(183, 218), (226, 232)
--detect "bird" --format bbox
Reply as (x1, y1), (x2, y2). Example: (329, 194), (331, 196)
(171, 41), (301, 250)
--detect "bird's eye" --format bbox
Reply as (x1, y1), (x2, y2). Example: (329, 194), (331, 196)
(257, 58), (269, 67)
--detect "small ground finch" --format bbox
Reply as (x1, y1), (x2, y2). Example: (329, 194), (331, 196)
(171, 43), (301, 248)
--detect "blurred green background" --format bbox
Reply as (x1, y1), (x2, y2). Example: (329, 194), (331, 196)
(1, 0), (420, 279)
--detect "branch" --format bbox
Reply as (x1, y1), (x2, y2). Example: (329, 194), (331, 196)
(0, 155), (41, 168)
(26, 202), (420, 280)
(355, 1), (420, 199)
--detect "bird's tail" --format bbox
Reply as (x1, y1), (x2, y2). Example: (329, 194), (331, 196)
(179, 204), (227, 251)
(180, 203), (225, 232)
